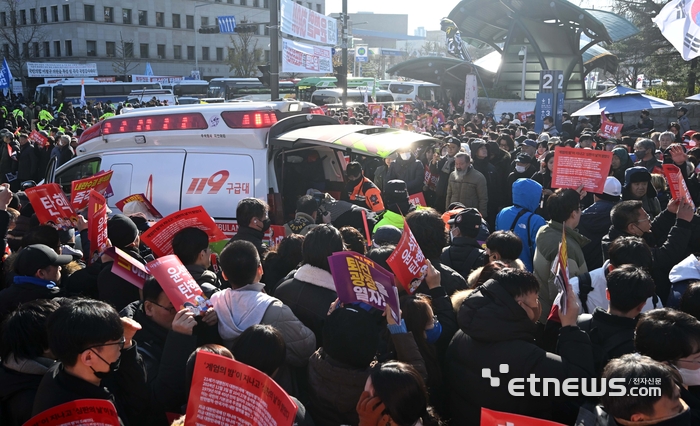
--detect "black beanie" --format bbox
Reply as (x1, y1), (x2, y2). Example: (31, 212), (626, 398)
(108, 214), (139, 249)
(323, 306), (380, 369)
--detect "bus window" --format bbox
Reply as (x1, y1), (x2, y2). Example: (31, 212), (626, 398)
(417, 86), (435, 101)
(63, 85), (81, 98)
(35, 87), (51, 105)
(207, 85), (225, 98)
(53, 87), (64, 104)
(85, 86), (104, 97)
(389, 84), (414, 95)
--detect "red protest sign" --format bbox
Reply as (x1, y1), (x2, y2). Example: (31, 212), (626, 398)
(424, 165), (439, 191)
(88, 190), (108, 264)
(23, 399), (120, 426)
(70, 170), (113, 210)
(409, 192), (427, 208)
(551, 147), (613, 193)
(386, 219), (429, 294)
(403, 104), (412, 114)
(368, 103), (383, 118)
(599, 112), (623, 139)
(25, 183), (77, 230)
(268, 224), (286, 248)
(480, 408), (565, 426)
(140, 206), (227, 258)
(517, 111), (534, 122)
(393, 116), (405, 128)
(185, 351), (298, 426)
(373, 118), (384, 126)
(104, 247), (148, 289)
(146, 255), (212, 315)
(663, 164), (695, 209)
(115, 193), (163, 219)
(28, 130), (48, 148)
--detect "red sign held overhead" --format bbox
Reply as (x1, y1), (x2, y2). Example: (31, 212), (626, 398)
(550, 146), (613, 193)
(409, 192), (427, 208)
(598, 112), (623, 139)
(386, 219), (429, 294)
(28, 130), (48, 148)
(146, 255), (212, 315)
(115, 193), (163, 219)
(663, 164), (695, 209)
(87, 190), (108, 265)
(480, 408), (566, 426)
(70, 170), (113, 210)
(25, 183), (77, 230)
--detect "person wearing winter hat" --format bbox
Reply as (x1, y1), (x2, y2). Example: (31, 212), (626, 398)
(506, 152), (537, 205)
(578, 177), (623, 269)
(622, 167), (661, 218)
(372, 225), (402, 247)
(441, 208), (487, 280)
(97, 214), (145, 311)
(611, 147), (632, 185)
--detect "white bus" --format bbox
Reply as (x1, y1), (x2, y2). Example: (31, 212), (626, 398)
(34, 79), (162, 106)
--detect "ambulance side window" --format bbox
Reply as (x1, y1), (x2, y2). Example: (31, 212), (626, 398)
(56, 158), (101, 194)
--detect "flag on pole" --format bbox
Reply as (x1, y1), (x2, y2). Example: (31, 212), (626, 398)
(652, 0), (700, 61)
(550, 226), (570, 315)
(145, 62), (154, 76)
(0, 58), (12, 89)
(371, 78), (377, 103)
(79, 79), (86, 108)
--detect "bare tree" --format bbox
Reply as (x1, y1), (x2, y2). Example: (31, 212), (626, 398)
(111, 32), (138, 81)
(227, 22), (263, 78)
(0, 0), (45, 91)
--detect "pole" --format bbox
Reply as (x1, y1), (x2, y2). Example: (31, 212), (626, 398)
(270, 0), (279, 100)
(194, 5), (199, 73)
(520, 46), (527, 101)
(341, 0), (348, 107)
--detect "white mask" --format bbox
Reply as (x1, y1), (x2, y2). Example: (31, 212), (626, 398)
(677, 366), (700, 386)
(400, 152), (411, 161)
(515, 165), (526, 173)
(543, 124), (551, 130)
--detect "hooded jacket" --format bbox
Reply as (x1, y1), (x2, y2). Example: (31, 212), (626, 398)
(446, 279), (595, 425)
(211, 283), (316, 367)
(623, 167), (661, 218)
(0, 277), (61, 322)
(284, 212), (319, 236)
(667, 254), (700, 307)
(386, 154), (425, 195)
(495, 179), (547, 271)
(0, 356), (54, 425)
(533, 221), (590, 323)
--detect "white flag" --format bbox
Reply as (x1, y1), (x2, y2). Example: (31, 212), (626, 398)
(652, 0), (700, 60)
(79, 79), (86, 108)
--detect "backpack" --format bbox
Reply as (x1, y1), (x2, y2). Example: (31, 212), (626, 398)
(577, 313), (633, 374)
(508, 207), (535, 249)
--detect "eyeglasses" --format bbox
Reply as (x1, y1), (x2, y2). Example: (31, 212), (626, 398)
(636, 214), (651, 224)
(149, 301), (177, 314)
(83, 336), (126, 352)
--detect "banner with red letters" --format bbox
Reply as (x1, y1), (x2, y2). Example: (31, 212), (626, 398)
(115, 193), (163, 219)
(146, 255), (212, 315)
(87, 190), (108, 265)
(70, 170), (113, 210)
(140, 206), (227, 258)
(386, 219), (429, 294)
(551, 146), (613, 193)
(663, 164), (695, 209)
(598, 112), (623, 139)
(480, 408), (566, 426)
(185, 351), (297, 426)
(23, 399), (120, 426)
(104, 247), (148, 289)
(25, 183), (77, 230)
(369, 104), (383, 118)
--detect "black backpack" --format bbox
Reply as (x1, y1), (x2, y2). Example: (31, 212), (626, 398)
(578, 313), (633, 374)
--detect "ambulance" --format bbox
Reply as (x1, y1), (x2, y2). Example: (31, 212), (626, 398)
(44, 101), (437, 236)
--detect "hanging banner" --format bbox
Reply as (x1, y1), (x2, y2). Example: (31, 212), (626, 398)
(146, 255), (213, 315)
(550, 147), (613, 193)
(70, 170), (113, 210)
(281, 39), (333, 74)
(185, 351), (297, 426)
(23, 399), (120, 426)
(87, 190), (108, 265)
(131, 74), (185, 83)
(25, 183), (77, 230)
(464, 74), (478, 114)
(27, 62), (98, 78)
(280, 0), (337, 45)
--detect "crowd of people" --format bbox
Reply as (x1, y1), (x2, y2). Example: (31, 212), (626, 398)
(0, 91), (700, 426)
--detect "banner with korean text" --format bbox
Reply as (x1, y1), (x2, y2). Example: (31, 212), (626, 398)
(280, 0), (337, 45)
(27, 62), (98, 78)
(550, 147), (613, 193)
(386, 219), (429, 294)
(282, 39), (333, 74)
(25, 184), (77, 230)
(23, 399), (120, 426)
(103, 247), (149, 289)
(87, 190), (108, 265)
(71, 170), (113, 210)
(146, 255), (212, 315)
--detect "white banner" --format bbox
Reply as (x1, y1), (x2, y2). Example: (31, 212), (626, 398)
(464, 74), (478, 114)
(282, 39), (333, 74)
(652, 0), (700, 61)
(131, 75), (185, 83)
(27, 62), (98, 78)
(280, 0), (337, 46)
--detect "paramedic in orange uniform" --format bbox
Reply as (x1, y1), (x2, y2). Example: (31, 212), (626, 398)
(345, 161), (384, 212)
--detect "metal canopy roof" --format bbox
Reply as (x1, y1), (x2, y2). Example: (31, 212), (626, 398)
(584, 9), (640, 43)
(386, 57), (495, 87)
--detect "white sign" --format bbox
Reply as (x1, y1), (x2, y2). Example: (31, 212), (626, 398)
(131, 75), (185, 83)
(282, 39), (333, 74)
(355, 45), (368, 63)
(280, 0), (337, 46)
(27, 62), (98, 78)
(464, 74), (478, 114)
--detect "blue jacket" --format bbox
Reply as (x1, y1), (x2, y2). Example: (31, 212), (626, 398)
(495, 179), (546, 271)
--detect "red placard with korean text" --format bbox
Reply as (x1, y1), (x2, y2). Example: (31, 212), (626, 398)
(424, 165), (439, 191)
(268, 225), (286, 248)
(70, 170), (113, 210)
(517, 111), (534, 122)
(185, 351), (297, 426)
(386, 219), (428, 294)
(480, 408), (565, 426)
(140, 206), (227, 258)
(115, 193), (163, 219)
(87, 190), (108, 265)
(23, 399), (120, 426)
(146, 255), (212, 315)
(409, 193), (427, 207)
(663, 164), (695, 209)
(104, 246), (148, 289)
(551, 147), (613, 193)
(368, 103), (383, 118)
(25, 183), (77, 230)
(598, 112), (623, 139)
(373, 118), (384, 126)
(28, 130), (48, 148)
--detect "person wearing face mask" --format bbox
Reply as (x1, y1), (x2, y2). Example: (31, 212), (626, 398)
(440, 208), (487, 281)
(33, 299), (149, 426)
(506, 152), (537, 206)
(431, 137), (461, 212)
(445, 153), (488, 216)
(386, 145), (425, 197)
(622, 167), (662, 218)
(542, 116), (559, 136)
(634, 139), (664, 174)
(446, 268), (594, 425)
(226, 197), (271, 258)
(344, 162), (384, 213)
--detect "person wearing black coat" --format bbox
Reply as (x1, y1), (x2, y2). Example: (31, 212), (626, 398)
(446, 269), (595, 425)
(431, 138), (461, 212)
(471, 139), (503, 225)
(16, 135), (36, 185)
(386, 147), (426, 196)
(0, 130), (18, 185)
(577, 177), (621, 270)
(440, 208), (487, 281)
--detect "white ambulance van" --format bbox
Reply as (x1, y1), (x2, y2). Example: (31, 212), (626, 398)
(45, 101), (437, 235)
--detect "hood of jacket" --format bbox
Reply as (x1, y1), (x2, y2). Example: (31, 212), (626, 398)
(669, 254), (700, 284)
(292, 264), (336, 291)
(512, 178), (543, 212)
(458, 279), (537, 343)
(3, 356), (54, 375)
(210, 283), (277, 341)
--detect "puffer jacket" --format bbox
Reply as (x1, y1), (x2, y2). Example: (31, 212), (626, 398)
(386, 154), (425, 195)
(440, 236), (487, 281)
(446, 279), (595, 425)
(0, 357), (54, 426)
(446, 167), (488, 215)
(533, 221), (590, 323)
(495, 178), (547, 272)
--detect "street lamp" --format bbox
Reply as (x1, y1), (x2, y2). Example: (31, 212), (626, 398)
(519, 45), (527, 101)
